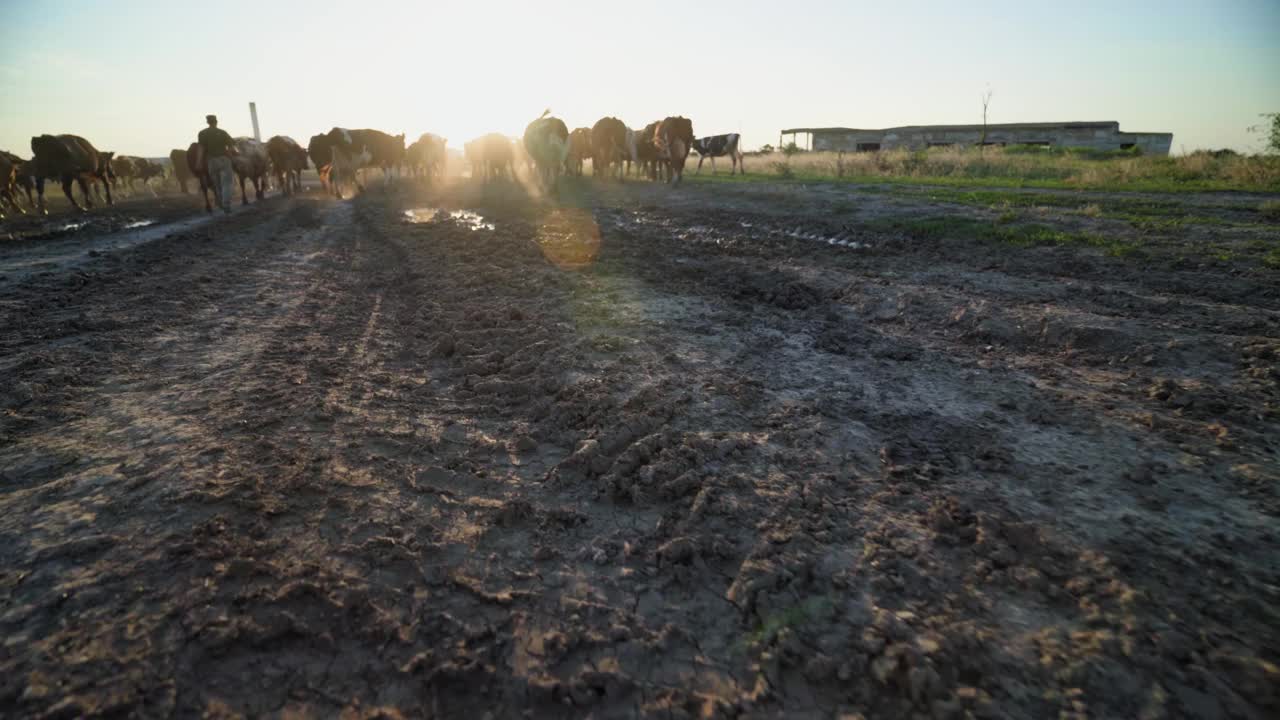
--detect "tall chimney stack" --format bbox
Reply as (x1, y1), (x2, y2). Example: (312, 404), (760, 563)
(249, 102), (261, 142)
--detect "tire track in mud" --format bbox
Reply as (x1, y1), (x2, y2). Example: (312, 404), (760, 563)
(0, 197), (392, 716)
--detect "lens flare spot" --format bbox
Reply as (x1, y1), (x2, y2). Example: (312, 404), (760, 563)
(536, 208), (601, 269)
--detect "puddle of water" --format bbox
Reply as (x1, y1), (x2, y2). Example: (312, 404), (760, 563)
(1, 214), (216, 283)
(403, 208), (440, 223)
(403, 208), (494, 231)
(781, 226), (866, 249)
(121, 219), (155, 230)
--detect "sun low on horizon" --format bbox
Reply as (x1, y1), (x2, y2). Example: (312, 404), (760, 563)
(1, 0), (1278, 156)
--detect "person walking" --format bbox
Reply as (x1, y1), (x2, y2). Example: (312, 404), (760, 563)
(198, 114), (236, 213)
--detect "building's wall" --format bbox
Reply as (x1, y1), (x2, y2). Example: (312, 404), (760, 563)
(1117, 132), (1173, 155)
(813, 124), (1172, 155)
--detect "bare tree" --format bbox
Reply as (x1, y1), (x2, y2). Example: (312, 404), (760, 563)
(978, 87), (994, 155)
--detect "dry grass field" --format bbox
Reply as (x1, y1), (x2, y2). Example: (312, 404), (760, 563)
(706, 146), (1280, 193)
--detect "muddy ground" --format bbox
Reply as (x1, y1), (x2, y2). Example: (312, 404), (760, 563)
(1, 177), (1277, 719)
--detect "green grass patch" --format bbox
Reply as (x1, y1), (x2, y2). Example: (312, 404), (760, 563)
(745, 596), (832, 649)
(685, 167), (1278, 194)
(724, 147), (1280, 192)
(859, 215), (1141, 257)
(886, 187), (1250, 228)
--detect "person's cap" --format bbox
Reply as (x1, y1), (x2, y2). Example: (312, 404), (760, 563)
(206, 114), (217, 123)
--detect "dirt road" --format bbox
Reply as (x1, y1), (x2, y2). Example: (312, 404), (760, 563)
(1, 180), (1277, 718)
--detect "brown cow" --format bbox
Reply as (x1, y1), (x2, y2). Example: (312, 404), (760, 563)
(307, 133), (334, 192)
(566, 128), (591, 176)
(186, 142), (216, 212)
(29, 134), (114, 212)
(655, 116), (694, 186)
(406, 133), (447, 180)
(170, 148), (192, 193)
(591, 117), (627, 180)
(137, 158), (165, 186)
(110, 155), (162, 196)
(110, 155), (137, 193)
(266, 135), (308, 196)
(0, 153), (16, 219)
(0, 150), (35, 216)
(635, 122), (663, 181)
(2, 151), (36, 209)
(465, 133), (514, 182)
(231, 138), (269, 204)
(352, 129), (405, 183)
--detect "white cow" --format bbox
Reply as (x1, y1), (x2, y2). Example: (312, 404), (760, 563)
(325, 127), (373, 199)
(230, 138), (270, 204)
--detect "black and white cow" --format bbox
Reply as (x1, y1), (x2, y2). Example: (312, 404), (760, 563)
(692, 133), (744, 175)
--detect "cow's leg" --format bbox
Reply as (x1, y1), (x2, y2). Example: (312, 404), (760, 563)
(35, 177), (48, 214)
(82, 176), (97, 208)
(256, 175), (264, 200)
(239, 175), (249, 205)
(6, 190), (25, 215)
(62, 175), (85, 210)
(696, 156), (705, 175)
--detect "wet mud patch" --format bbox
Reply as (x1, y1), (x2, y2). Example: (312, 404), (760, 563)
(598, 207), (869, 252)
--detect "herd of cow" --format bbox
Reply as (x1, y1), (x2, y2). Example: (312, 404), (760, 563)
(0, 111), (745, 218)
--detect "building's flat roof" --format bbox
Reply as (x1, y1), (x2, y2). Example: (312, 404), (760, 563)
(781, 121), (1124, 134)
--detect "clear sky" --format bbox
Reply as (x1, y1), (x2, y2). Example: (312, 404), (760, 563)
(1, 0), (1277, 157)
